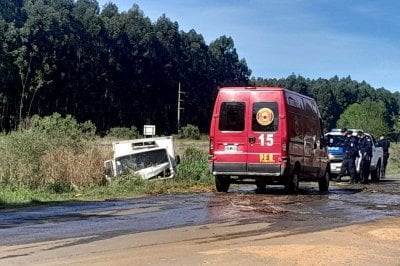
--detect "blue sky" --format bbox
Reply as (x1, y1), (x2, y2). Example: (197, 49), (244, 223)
(97, 0), (400, 92)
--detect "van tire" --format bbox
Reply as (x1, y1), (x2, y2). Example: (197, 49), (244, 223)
(285, 171), (299, 193)
(318, 168), (330, 193)
(371, 161), (381, 182)
(256, 183), (267, 193)
(215, 175), (230, 192)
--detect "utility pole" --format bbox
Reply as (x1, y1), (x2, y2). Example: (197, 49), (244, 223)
(177, 82), (185, 133)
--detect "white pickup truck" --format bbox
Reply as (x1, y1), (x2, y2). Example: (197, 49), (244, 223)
(325, 130), (383, 181)
(356, 132), (384, 181)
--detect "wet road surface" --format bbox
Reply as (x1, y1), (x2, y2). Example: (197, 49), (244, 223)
(1, 176), (400, 248)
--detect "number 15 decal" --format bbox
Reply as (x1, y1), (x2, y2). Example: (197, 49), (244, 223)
(258, 133), (274, 146)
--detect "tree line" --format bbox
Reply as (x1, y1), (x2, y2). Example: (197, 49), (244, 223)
(0, 0), (399, 136)
(0, 0), (250, 134)
(252, 75), (400, 136)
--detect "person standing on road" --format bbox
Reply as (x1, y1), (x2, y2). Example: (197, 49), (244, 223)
(357, 131), (372, 184)
(378, 135), (390, 178)
(338, 130), (358, 183)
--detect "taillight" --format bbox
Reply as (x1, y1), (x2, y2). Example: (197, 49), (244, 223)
(209, 137), (214, 155)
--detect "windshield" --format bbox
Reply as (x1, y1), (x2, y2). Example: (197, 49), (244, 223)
(325, 134), (345, 147)
(116, 149), (169, 175)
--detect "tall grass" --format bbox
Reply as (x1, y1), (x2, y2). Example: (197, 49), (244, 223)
(0, 113), (106, 189)
(0, 114), (214, 206)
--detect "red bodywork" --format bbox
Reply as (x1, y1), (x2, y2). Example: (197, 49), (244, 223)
(209, 87), (328, 188)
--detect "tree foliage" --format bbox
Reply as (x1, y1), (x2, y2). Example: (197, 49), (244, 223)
(252, 75), (400, 135)
(0, 1), (251, 134)
(0, 1), (399, 136)
(336, 100), (390, 137)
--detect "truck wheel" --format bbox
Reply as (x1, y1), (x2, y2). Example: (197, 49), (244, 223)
(285, 171), (299, 193)
(215, 175), (230, 192)
(318, 168), (330, 193)
(371, 161), (381, 182)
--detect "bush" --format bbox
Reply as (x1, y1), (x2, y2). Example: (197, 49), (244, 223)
(40, 144), (111, 187)
(31, 113), (95, 139)
(178, 124), (201, 140)
(176, 146), (213, 182)
(107, 126), (139, 139)
(0, 113), (107, 188)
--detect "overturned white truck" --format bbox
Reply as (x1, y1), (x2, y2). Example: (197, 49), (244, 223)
(104, 136), (180, 181)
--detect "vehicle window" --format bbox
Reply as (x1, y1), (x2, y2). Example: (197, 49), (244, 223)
(252, 102), (278, 132)
(116, 149), (169, 174)
(325, 135), (345, 147)
(219, 102), (245, 131)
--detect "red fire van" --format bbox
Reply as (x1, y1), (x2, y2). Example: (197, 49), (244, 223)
(208, 87), (330, 193)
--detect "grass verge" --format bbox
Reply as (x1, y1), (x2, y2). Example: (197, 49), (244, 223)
(0, 143), (214, 209)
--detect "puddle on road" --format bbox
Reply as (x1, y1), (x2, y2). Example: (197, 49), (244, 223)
(203, 183), (400, 227)
(2, 181), (400, 246)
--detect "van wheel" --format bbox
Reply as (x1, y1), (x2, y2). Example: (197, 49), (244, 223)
(371, 161), (381, 182)
(256, 183), (266, 193)
(285, 171), (299, 193)
(318, 168), (330, 193)
(215, 175), (230, 192)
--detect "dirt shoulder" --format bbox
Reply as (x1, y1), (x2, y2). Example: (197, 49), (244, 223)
(2, 216), (400, 266)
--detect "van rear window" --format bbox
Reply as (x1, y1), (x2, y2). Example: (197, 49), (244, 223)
(219, 102), (245, 131)
(252, 102), (278, 132)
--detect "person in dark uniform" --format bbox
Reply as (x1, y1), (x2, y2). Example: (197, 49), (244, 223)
(357, 131), (372, 183)
(378, 135), (390, 178)
(338, 130), (358, 183)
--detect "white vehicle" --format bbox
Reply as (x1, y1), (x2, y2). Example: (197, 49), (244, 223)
(104, 136), (180, 181)
(325, 129), (383, 181)
(357, 132), (383, 181)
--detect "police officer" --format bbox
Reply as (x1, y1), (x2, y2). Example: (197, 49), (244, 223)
(357, 131), (372, 183)
(338, 130), (358, 183)
(378, 135), (390, 178)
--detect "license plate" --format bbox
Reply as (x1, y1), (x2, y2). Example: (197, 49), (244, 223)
(225, 145), (237, 152)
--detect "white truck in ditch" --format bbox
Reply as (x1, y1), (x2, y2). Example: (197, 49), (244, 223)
(104, 136), (180, 181)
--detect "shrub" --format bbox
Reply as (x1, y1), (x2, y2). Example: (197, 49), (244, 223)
(0, 130), (49, 186)
(176, 146), (213, 182)
(0, 113), (106, 188)
(179, 124), (201, 140)
(107, 126), (139, 139)
(40, 144), (111, 187)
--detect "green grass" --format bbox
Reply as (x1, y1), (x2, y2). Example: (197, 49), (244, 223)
(0, 178), (214, 208)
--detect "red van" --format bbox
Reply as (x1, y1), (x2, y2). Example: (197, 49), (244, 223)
(208, 87), (330, 193)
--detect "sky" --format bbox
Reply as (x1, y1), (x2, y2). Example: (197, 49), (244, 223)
(97, 0), (400, 92)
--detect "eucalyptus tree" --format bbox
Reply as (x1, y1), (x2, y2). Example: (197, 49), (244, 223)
(209, 35), (251, 86)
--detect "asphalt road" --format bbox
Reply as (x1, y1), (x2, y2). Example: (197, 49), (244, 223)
(1, 176), (400, 265)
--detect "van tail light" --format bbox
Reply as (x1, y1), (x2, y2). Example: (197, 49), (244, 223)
(209, 137), (214, 155)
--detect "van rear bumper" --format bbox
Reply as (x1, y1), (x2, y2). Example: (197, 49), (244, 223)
(212, 162), (283, 176)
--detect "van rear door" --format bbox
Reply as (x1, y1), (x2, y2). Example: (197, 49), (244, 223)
(212, 91), (249, 173)
(246, 91), (283, 174)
